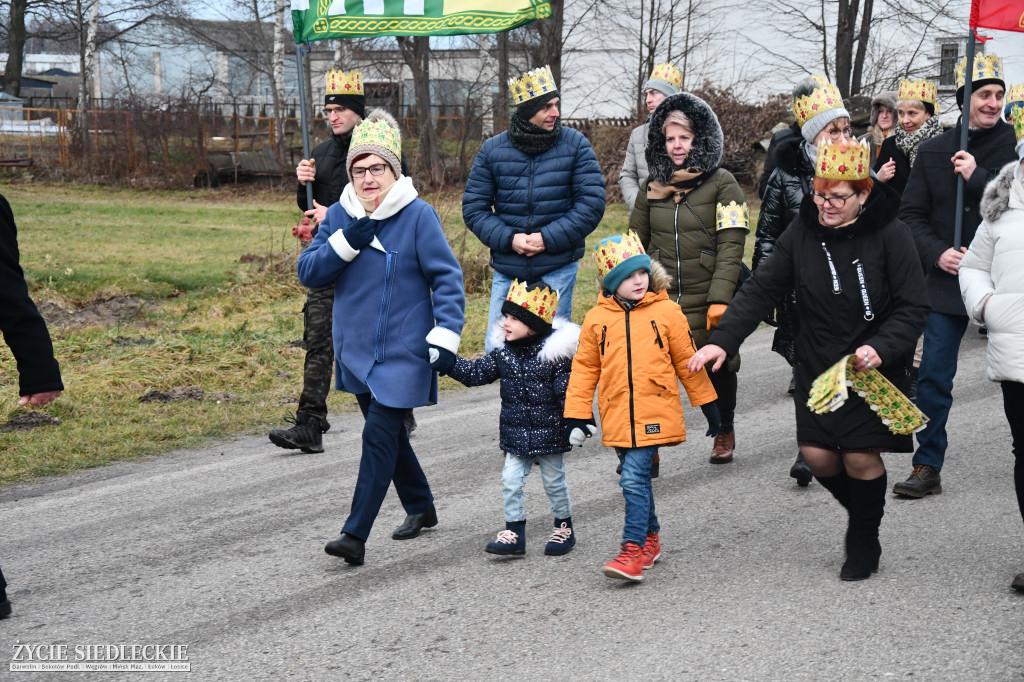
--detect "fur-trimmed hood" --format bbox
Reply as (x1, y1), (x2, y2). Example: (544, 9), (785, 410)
(596, 259), (670, 295)
(485, 317), (581, 362)
(645, 92), (724, 182)
(980, 160), (1024, 224)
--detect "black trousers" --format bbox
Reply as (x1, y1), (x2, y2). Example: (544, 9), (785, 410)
(0, 565), (6, 591)
(1001, 381), (1024, 524)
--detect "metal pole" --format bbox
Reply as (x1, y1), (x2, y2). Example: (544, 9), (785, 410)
(953, 28), (976, 249)
(295, 44), (313, 209)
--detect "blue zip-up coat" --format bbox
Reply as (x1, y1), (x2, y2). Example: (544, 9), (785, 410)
(297, 177), (465, 409)
(462, 126), (606, 281)
(447, 320), (580, 457)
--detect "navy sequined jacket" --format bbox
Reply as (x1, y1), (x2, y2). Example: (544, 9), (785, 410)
(447, 319), (581, 458)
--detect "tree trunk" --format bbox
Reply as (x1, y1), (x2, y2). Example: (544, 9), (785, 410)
(834, 0), (858, 98)
(536, 0), (564, 87)
(851, 0), (874, 96)
(495, 31), (509, 132)
(3, 0), (28, 98)
(272, 0), (287, 165)
(399, 36), (443, 188)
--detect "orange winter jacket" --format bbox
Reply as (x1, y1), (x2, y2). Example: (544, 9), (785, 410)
(564, 271), (718, 449)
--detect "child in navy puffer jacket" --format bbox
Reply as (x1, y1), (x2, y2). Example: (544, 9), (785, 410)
(430, 279), (582, 556)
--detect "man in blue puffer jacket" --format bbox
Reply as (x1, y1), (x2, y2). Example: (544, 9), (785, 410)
(463, 65), (606, 351)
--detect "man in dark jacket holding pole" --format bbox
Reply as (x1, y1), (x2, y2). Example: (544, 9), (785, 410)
(0, 192), (65, 619)
(893, 53), (1017, 498)
(463, 65), (606, 352)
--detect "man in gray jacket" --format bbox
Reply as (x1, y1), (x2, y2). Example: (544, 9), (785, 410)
(619, 62), (682, 214)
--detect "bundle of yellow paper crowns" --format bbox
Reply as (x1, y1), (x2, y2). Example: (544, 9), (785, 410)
(793, 79), (844, 128)
(1012, 107), (1024, 145)
(648, 62), (683, 91)
(594, 231), (646, 281)
(816, 139), (870, 181)
(1007, 83), (1024, 109)
(716, 201), (749, 231)
(326, 69), (363, 96)
(506, 279), (558, 324)
(350, 116), (401, 159)
(955, 53), (1003, 89)
(508, 66), (557, 105)
(897, 78), (937, 105)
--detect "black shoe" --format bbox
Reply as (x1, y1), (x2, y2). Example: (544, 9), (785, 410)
(0, 590), (10, 619)
(1012, 573), (1024, 593)
(788, 374), (796, 395)
(269, 409), (326, 453)
(392, 504), (438, 540)
(892, 464), (942, 498)
(790, 452), (813, 487)
(615, 461), (623, 475)
(324, 532), (365, 565)
(651, 453), (660, 478)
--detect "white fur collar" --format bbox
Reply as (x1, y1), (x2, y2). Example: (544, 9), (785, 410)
(486, 317), (581, 362)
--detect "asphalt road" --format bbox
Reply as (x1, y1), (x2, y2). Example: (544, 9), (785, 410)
(1, 326), (1022, 680)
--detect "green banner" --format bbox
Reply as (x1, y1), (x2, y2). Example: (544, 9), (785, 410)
(291, 0), (551, 43)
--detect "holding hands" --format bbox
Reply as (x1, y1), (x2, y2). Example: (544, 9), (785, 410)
(428, 346), (457, 375)
(687, 343), (727, 373)
(566, 417), (598, 447)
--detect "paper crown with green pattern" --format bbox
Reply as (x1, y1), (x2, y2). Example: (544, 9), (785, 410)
(716, 201), (749, 231)
(346, 109), (402, 179)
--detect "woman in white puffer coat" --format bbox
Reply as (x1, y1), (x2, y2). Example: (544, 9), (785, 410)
(959, 145), (1024, 595)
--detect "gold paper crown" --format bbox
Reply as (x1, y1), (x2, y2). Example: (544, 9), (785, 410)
(508, 66), (558, 105)
(506, 279), (559, 324)
(1007, 83), (1024, 107)
(897, 78), (937, 105)
(648, 62), (682, 91)
(816, 139), (870, 181)
(793, 79), (845, 128)
(716, 202), (749, 231)
(955, 54), (1003, 89)
(326, 69), (363, 96)
(809, 74), (830, 88)
(593, 231), (647, 281)
(1012, 107), (1024, 144)
(350, 116), (401, 159)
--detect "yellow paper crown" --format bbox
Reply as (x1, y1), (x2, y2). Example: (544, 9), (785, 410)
(809, 74), (830, 88)
(816, 139), (870, 181)
(897, 78), (937, 105)
(793, 80), (845, 128)
(506, 279), (558, 324)
(1012, 107), (1024, 144)
(593, 231), (647, 281)
(648, 62), (683, 91)
(326, 69), (363, 96)
(1007, 83), (1024, 108)
(955, 53), (1003, 89)
(716, 201), (749, 231)
(350, 116), (401, 159)
(508, 66), (558, 105)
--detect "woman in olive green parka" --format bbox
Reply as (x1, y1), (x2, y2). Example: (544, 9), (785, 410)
(630, 92), (747, 464)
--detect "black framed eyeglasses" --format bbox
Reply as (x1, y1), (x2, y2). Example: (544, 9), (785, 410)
(826, 126), (853, 140)
(351, 164), (388, 179)
(811, 191), (856, 208)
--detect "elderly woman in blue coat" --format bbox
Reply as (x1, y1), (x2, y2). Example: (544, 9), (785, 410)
(297, 109), (466, 566)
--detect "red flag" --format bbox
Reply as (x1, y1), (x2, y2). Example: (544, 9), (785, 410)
(971, 0), (1024, 31)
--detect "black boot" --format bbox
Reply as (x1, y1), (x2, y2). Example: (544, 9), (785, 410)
(815, 471), (851, 510)
(0, 588), (10, 619)
(840, 473), (887, 581)
(392, 504), (438, 540)
(269, 409), (327, 453)
(790, 451), (813, 487)
(324, 532), (365, 566)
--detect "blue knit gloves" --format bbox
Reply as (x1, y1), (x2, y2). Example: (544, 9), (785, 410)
(566, 417), (598, 447)
(343, 216), (377, 250)
(701, 402), (721, 437)
(427, 346), (456, 375)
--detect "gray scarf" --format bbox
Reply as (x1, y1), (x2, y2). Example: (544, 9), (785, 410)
(894, 115), (942, 167)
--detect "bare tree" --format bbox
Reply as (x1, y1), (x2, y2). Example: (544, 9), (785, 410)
(398, 36), (442, 187)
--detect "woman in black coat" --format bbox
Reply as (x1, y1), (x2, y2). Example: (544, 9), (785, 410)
(873, 78), (942, 196)
(690, 139), (929, 581)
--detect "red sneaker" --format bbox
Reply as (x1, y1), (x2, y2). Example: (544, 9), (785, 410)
(603, 542), (644, 581)
(641, 532), (661, 569)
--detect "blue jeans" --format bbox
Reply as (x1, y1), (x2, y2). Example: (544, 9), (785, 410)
(617, 446), (660, 546)
(913, 312), (969, 470)
(342, 393), (434, 541)
(485, 261), (578, 352)
(501, 453), (572, 522)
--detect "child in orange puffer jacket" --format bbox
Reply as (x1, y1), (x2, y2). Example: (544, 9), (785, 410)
(564, 231), (720, 582)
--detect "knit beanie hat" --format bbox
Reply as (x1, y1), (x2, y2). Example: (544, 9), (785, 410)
(643, 62), (682, 98)
(501, 279), (558, 336)
(793, 78), (850, 144)
(324, 68), (367, 120)
(346, 109), (402, 181)
(509, 66), (560, 121)
(594, 231), (652, 294)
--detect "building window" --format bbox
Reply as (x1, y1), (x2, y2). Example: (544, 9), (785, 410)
(939, 43), (958, 86)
